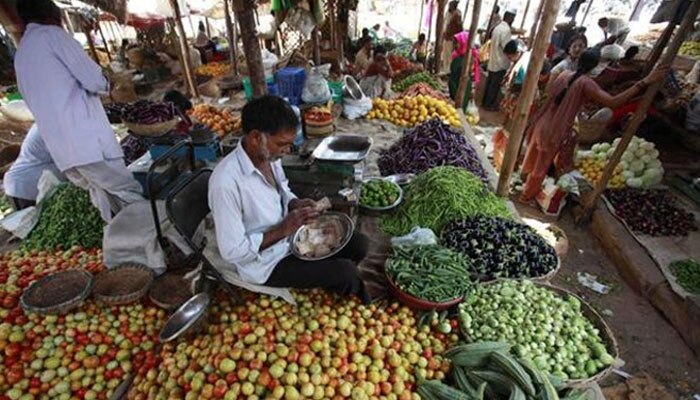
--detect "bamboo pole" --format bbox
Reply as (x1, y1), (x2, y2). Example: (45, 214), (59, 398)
(233, 0), (267, 97)
(427, 1), (434, 46)
(170, 0), (199, 98)
(418, 0), (425, 36)
(205, 17), (212, 37)
(455, 0), (482, 109)
(519, 0), (531, 31)
(329, 0), (337, 51)
(85, 28), (100, 64)
(313, 27), (321, 65)
(432, 0), (447, 73)
(96, 23), (112, 62)
(462, 0), (471, 24)
(643, 8), (681, 76)
(107, 21), (120, 44)
(188, 15), (196, 38)
(580, 0), (700, 222)
(580, 0), (593, 25)
(527, 0), (543, 48)
(485, 0), (499, 40)
(496, 0), (560, 196)
(223, 0), (239, 75)
(629, 0), (644, 21)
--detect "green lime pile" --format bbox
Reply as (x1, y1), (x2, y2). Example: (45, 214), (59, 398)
(360, 180), (400, 208)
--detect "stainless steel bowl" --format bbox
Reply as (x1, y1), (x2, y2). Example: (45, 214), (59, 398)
(159, 292), (210, 342)
(360, 178), (404, 211)
(291, 212), (354, 261)
(386, 173), (416, 186)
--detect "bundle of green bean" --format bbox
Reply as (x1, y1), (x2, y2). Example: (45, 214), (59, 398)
(386, 245), (472, 302)
(23, 184), (105, 250)
(670, 258), (700, 294)
(381, 166), (511, 236)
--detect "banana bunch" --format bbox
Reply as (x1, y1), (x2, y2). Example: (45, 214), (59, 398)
(416, 342), (588, 400)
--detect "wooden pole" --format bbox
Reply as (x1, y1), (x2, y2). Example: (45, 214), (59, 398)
(485, 0), (499, 40)
(329, 0), (337, 51)
(96, 23), (112, 63)
(233, 0), (267, 97)
(107, 21), (120, 44)
(188, 15), (196, 38)
(170, 0), (199, 98)
(496, 0), (560, 196)
(223, 0), (239, 75)
(580, 0), (594, 26)
(519, 0), (531, 31)
(85, 29), (100, 64)
(462, 0), (471, 24)
(205, 17), (212, 37)
(580, 0), (700, 222)
(418, 0), (425, 35)
(629, 0), (644, 21)
(432, 0), (447, 73)
(313, 27), (321, 65)
(455, 0), (482, 109)
(643, 16), (679, 75)
(427, 1), (434, 46)
(527, 0), (543, 48)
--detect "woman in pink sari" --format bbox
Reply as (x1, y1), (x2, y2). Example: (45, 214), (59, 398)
(520, 49), (667, 202)
(448, 31), (480, 107)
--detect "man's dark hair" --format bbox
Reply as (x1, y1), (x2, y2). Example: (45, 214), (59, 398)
(163, 90), (192, 114)
(374, 45), (387, 56)
(418, 33), (426, 41)
(449, 1), (459, 11)
(494, 5), (500, 13)
(373, 24), (380, 30)
(242, 95), (298, 135)
(362, 28), (369, 37)
(624, 46), (639, 60)
(16, 0), (61, 25)
(504, 11), (516, 22)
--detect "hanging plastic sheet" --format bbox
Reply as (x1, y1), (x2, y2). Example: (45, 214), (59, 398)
(650, 0), (690, 24)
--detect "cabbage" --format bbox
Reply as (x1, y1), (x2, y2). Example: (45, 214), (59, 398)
(647, 159), (662, 169)
(641, 154), (652, 164)
(640, 141), (654, 151)
(634, 148), (647, 158)
(622, 170), (635, 179)
(629, 160), (645, 173)
(627, 142), (638, 154)
(591, 143), (601, 152)
(649, 149), (659, 159)
(626, 177), (643, 188)
(598, 143), (611, 152)
(621, 152), (634, 163)
(613, 138), (621, 147)
(620, 160), (630, 170)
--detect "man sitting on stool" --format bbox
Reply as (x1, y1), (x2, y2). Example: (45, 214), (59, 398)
(208, 95), (371, 303)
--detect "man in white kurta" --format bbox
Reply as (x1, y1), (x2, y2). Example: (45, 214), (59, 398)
(483, 11), (515, 110)
(13, 0), (143, 222)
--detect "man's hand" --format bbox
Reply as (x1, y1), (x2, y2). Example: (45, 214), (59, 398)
(279, 207), (319, 236)
(289, 198), (316, 211)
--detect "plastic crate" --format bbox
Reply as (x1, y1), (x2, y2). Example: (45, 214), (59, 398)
(148, 141), (219, 162)
(328, 80), (344, 104)
(276, 67), (306, 105)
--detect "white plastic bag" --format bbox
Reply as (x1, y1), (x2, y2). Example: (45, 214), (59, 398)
(285, 8), (316, 38)
(302, 63), (332, 104)
(343, 96), (372, 119)
(261, 49), (279, 79)
(390, 227), (438, 247)
(0, 170), (63, 239)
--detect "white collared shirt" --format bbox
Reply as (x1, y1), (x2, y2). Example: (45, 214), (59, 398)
(208, 145), (297, 285)
(14, 23), (123, 172)
(488, 21), (513, 72)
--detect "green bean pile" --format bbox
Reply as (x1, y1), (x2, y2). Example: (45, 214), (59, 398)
(386, 245), (472, 302)
(23, 184), (105, 250)
(381, 166), (511, 236)
(670, 258), (700, 294)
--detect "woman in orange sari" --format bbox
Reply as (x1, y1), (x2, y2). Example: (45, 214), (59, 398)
(520, 49), (667, 203)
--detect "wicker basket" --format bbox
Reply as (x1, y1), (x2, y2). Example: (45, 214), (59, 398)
(92, 264), (154, 306)
(21, 269), (93, 315)
(125, 118), (179, 137)
(577, 118), (609, 144)
(149, 272), (194, 311)
(464, 280), (619, 387)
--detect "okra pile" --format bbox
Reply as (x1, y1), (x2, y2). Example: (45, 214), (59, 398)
(670, 258), (700, 294)
(385, 245), (472, 303)
(23, 184), (105, 250)
(381, 166), (511, 236)
(442, 216), (558, 281)
(459, 280), (615, 381)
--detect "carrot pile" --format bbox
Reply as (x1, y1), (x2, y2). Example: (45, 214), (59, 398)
(400, 82), (452, 102)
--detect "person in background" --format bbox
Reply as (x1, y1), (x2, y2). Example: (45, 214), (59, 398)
(486, 5), (502, 40)
(448, 31), (480, 106)
(354, 37), (373, 78)
(209, 96), (371, 303)
(359, 45), (393, 98)
(411, 33), (428, 64)
(519, 49), (668, 203)
(4, 124), (63, 210)
(501, 39), (530, 125)
(14, 0), (143, 222)
(383, 21), (399, 41)
(598, 17), (630, 46)
(442, 1), (462, 74)
(370, 24), (381, 44)
(549, 34), (588, 87)
(194, 21), (215, 64)
(483, 10), (516, 111)
(118, 38), (130, 66)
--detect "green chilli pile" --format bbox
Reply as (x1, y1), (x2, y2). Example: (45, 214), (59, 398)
(381, 166), (511, 236)
(459, 280), (615, 381)
(386, 245), (471, 303)
(23, 184), (105, 250)
(670, 258), (700, 294)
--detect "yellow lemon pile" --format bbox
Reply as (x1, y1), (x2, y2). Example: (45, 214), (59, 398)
(366, 95), (461, 127)
(575, 156), (625, 188)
